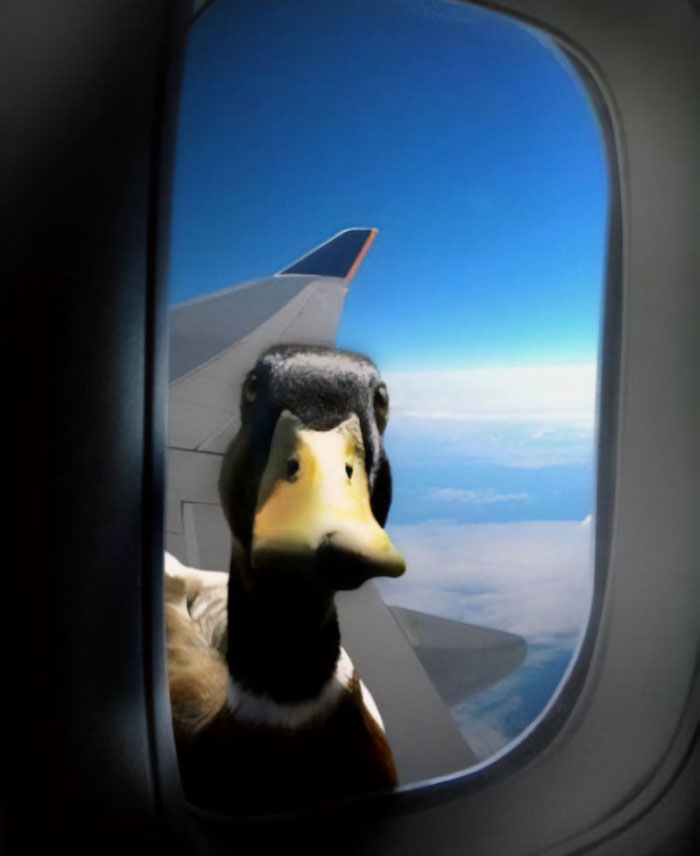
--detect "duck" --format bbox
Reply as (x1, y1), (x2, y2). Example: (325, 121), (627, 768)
(164, 344), (406, 814)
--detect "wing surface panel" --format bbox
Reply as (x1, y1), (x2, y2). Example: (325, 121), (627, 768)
(169, 275), (316, 382)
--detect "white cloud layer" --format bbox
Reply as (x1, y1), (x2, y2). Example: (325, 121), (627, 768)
(383, 364), (597, 425)
(455, 687), (529, 760)
(377, 518), (595, 759)
(378, 518), (594, 640)
(423, 488), (530, 505)
(383, 365), (597, 468)
(373, 372), (597, 757)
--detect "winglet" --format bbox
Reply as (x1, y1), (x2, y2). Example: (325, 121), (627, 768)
(278, 228), (377, 281)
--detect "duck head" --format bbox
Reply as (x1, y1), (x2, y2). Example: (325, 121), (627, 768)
(219, 345), (405, 594)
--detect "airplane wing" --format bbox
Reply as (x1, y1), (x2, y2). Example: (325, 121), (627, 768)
(166, 227), (377, 564)
(166, 228), (527, 781)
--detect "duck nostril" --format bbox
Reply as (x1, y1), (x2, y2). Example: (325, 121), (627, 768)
(286, 457), (300, 479)
(345, 464), (353, 479)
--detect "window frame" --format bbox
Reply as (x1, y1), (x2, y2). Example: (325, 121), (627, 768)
(162, 2), (700, 853)
(168, 0), (619, 811)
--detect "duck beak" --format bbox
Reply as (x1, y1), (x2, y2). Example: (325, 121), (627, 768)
(251, 410), (405, 589)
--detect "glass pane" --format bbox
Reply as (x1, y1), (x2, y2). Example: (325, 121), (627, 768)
(166, 0), (607, 799)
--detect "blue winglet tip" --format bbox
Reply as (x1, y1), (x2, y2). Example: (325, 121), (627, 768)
(278, 228), (377, 280)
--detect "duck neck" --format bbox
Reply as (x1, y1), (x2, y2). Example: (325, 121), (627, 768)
(226, 572), (341, 704)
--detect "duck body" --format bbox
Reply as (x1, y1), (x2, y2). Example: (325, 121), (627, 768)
(175, 636), (396, 814)
(166, 345), (405, 812)
(178, 688), (396, 815)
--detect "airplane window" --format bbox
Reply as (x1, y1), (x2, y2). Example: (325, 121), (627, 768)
(165, 0), (607, 801)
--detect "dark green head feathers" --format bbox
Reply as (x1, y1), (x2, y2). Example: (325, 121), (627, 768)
(218, 344), (401, 592)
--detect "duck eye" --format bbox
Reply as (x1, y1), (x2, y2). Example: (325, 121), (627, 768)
(373, 383), (389, 426)
(345, 464), (353, 479)
(244, 373), (258, 403)
(286, 457), (300, 479)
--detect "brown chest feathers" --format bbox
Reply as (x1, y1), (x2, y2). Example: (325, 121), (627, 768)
(176, 679), (397, 814)
(164, 558), (397, 814)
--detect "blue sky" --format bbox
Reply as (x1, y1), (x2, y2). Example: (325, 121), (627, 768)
(170, 0), (607, 370)
(169, 0), (607, 764)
